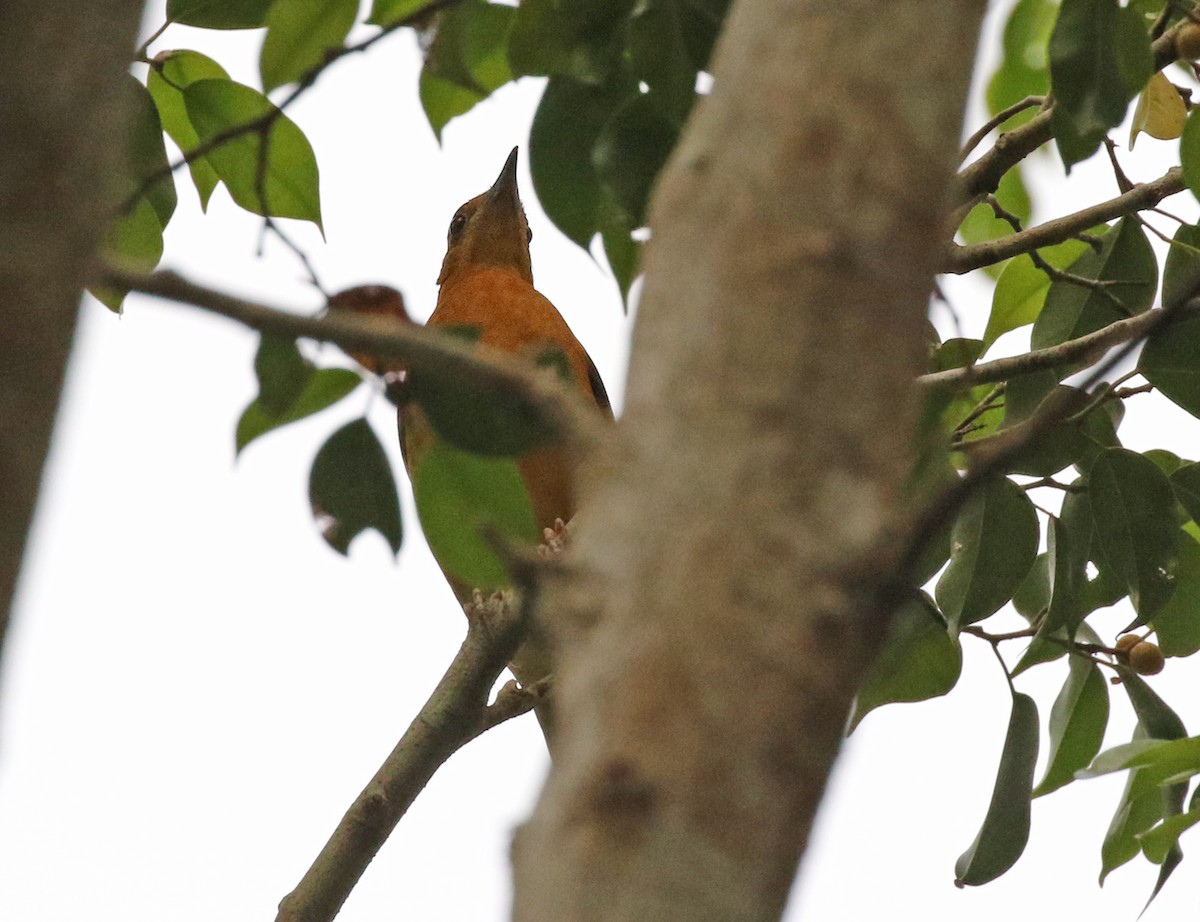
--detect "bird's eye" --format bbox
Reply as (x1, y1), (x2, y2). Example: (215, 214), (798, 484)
(526, 226), (533, 244)
(449, 213), (468, 240)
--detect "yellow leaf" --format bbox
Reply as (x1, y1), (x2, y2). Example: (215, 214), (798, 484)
(1130, 72), (1187, 149)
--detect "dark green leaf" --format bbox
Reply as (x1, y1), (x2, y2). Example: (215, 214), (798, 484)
(1033, 655), (1109, 796)
(408, 364), (557, 457)
(236, 368), (362, 454)
(183, 78), (323, 229)
(593, 92), (679, 226)
(529, 74), (636, 247)
(931, 338), (985, 372)
(1012, 552), (1050, 620)
(1044, 514), (1086, 634)
(167, 0), (273, 29)
(1172, 462), (1200, 523)
(147, 50), (229, 209)
(935, 477), (1040, 631)
(260, 0), (358, 92)
(1012, 622), (1102, 677)
(1141, 312), (1200, 419)
(1152, 531), (1200, 657)
(1031, 218), (1157, 352)
(628, 0), (698, 124)
(1089, 448), (1180, 622)
(1146, 449), (1185, 476)
(1049, 0), (1153, 169)
(507, 0), (633, 81)
(254, 335), (312, 416)
(1121, 672), (1188, 741)
(411, 442), (540, 590)
(308, 419), (402, 555)
(848, 593), (961, 731)
(955, 693), (1039, 886)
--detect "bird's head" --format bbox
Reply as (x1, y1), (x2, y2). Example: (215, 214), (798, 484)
(437, 147), (534, 287)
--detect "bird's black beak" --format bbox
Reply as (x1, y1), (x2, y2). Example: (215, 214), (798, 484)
(486, 146), (521, 210)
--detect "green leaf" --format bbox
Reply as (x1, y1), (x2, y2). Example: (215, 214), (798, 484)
(958, 168), (1031, 279)
(1179, 109), (1200, 210)
(147, 50), (229, 209)
(935, 477), (1039, 631)
(593, 92), (679, 226)
(419, 1), (516, 137)
(848, 593), (962, 731)
(1033, 655), (1109, 796)
(1161, 223), (1200, 309)
(1049, 0), (1153, 169)
(1030, 218), (1157, 352)
(183, 78), (323, 229)
(1139, 809), (1200, 864)
(308, 419), (402, 555)
(955, 693), (1039, 887)
(368, 0), (437, 26)
(1146, 449), (1185, 476)
(1140, 312), (1200, 419)
(167, 0), (273, 28)
(1152, 531), (1200, 657)
(1100, 731), (1169, 884)
(529, 74), (636, 248)
(411, 442), (540, 590)
(236, 368), (362, 454)
(122, 76), (177, 230)
(985, 234), (1096, 349)
(1043, 513), (1086, 634)
(986, 0), (1056, 122)
(91, 198), (164, 313)
(1012, 622), (1103, 678)
(260, 0), (358, 92)
(1012, 552), (1050, 620)
(507, 0), (633, 81)
(1088, 448), (1180, 622)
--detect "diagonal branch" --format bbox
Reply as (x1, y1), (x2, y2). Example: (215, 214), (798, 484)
(951, 26), (1182, 210)
(274, 591), (541, 922)
(97, 266), (603, 452)
(917, 300), (1200, 391)
(944, 168), (1185, 274)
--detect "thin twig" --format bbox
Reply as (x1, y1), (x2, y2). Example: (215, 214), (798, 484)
(918, 300), (1200, 390)
(959, 95), (1046, 164)
(97, 266), (604, 453)
(945, 168), (1186, 274)
(274, 591), (536, 922)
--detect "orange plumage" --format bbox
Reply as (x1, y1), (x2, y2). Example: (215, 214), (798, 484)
(336, 149), (609, 743)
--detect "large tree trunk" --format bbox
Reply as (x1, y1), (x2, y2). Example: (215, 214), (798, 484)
(0, 2), (146, 663)
(513, 1), (986, 919)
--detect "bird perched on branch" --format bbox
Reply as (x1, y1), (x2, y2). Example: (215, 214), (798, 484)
(334, 148), (611, 745)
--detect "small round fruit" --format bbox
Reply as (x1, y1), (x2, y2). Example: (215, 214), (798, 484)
(1129, 641), (1166, 676)
(1114, 634), (1140, 655)
(1176, 20), (1200, 61)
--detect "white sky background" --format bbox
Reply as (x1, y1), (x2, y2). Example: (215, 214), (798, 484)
(3, 1), (1200, 919)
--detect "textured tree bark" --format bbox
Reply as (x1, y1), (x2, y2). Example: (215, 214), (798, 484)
(512, 1), (987, 920)
(0, 2), (145, 664)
